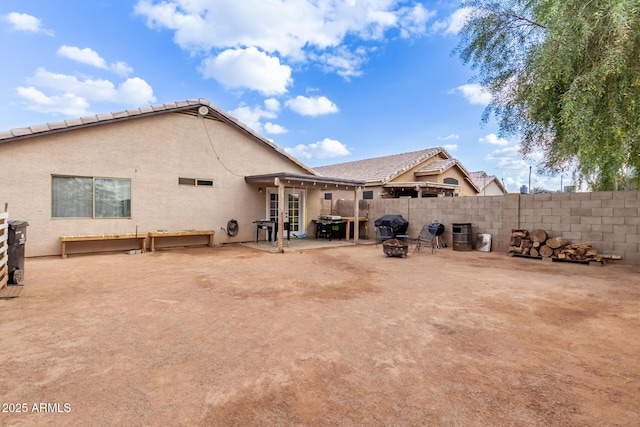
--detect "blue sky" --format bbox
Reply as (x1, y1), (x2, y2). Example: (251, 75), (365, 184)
(0, 0), (568, 193)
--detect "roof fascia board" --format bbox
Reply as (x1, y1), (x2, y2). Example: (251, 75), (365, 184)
(383, 181), (460, 190)
(245, 172), (365, 187)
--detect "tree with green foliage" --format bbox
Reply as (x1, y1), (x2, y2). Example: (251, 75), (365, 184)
(456, 0), (640, 190)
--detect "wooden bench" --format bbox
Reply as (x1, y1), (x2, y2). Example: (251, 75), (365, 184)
(60, 233), (146, 259)
(148, 230), (215, 252)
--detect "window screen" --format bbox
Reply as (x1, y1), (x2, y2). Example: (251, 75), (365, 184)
(52, 176), (131, 218)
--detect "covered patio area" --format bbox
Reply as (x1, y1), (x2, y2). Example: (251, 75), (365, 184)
(245, 172), (366, 252)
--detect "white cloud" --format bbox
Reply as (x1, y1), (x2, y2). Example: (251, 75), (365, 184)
(229, 102), (278, 134)
(479, 133), (510, 146)
(397, 4), (436, 38)
(484, 144), (566, 192)
(134, 0), (436, 86)
(443, 144), (458, 152)
(264, 122), (288, 135)
(16, 87), (91, 116)
(456, 83), (492, 105)
(16, 68), (156, 115)
(200, 47), (292, 95)
(263, 98), (281, 113)
(285, 138), (350, 160)
(57, 46), (133, 77)
(116, 77), (156, 105)
(110, 61), (134, 77)
(57, 46), (106, 69)
(285, 96), (339, 117)
(486, 145), (545, 171)
(438, 134), (459, 141)
(432, 7), (471, 35)
(228, 99), (291, 135)
(310, 46), (367, 79)
(4, 12), (53, 35)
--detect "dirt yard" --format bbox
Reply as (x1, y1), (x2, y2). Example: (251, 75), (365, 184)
(1, 243), (639, 426)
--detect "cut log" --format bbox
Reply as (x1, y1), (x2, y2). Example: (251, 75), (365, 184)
(539, 245), (554, 257)
(546, 237), (571, 249)
(530, 248), (539, 257)
(509, 245), (523, 253)
(530, 229), (548, 243)
(570, 241), (595, 247)
(510, 236), (522, 247)
(554, 242), (602, 262)
(511, 230), (528, 238)
(532, 241), (541, 249)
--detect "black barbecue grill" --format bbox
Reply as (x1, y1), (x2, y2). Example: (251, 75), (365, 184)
(428, 222), (445, 248)
(374, 215), (409, 237)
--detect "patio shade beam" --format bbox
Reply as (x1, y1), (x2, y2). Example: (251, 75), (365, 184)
(245, 172), (365, 191)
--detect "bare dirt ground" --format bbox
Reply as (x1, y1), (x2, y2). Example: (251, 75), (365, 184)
(1, 243), (639, 426)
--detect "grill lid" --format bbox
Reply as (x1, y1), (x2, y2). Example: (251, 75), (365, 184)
(428, 222), (445, 236)
(374, 215), (409, 234)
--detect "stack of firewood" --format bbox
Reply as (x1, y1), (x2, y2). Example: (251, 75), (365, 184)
(508, 229), (602, 262)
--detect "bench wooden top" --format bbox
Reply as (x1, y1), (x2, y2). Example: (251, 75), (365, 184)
(149, 230), (215, 237)
(61, 233), (145, 242)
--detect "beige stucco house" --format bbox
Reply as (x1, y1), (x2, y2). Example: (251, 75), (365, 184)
(314, 147), (480, 200)
(469, 171), (508, 196)
(0, 99), (364, 257)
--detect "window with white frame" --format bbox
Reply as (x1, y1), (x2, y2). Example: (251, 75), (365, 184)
(52, 176), (131, 218)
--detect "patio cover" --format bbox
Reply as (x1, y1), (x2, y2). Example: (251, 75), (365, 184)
(245, 172), (366, 251)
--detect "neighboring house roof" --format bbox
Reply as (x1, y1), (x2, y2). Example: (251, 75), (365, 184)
(469, 171), (507, 194)
(314, 147), (447, 183)
(0, 98), (316, 176)
(414, 159), (456, 175)
(315, 147), (479, 192)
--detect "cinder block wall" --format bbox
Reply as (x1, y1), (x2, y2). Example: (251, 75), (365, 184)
(335, 191), (640, 266)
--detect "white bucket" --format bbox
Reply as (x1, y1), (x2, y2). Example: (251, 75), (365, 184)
(476, 233), (492, 252)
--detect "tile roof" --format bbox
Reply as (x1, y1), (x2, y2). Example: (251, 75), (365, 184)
(0, 100), (199, 141)
(469, 171), (507, 193)
(314, 147), (447, 183)
(415, 159), (456, 174)
(0, 98), (316, 175)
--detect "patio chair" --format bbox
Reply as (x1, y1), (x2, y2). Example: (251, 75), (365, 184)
(375, 225), (395, 247)
(412, 225), (436, 254)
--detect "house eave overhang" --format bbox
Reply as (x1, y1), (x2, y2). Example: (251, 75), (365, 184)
(415, 170), (445, 177)
(245, 172), (365, 189)
(383, 181), (460, 190)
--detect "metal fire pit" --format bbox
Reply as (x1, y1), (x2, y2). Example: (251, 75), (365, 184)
(383, 239), (408, 258)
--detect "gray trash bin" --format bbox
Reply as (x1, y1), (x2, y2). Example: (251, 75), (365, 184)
(8, 220), (28, 284)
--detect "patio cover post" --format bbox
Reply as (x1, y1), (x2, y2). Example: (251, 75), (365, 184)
(275, 177), (285, 253)
(354, 187), (361, 243)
